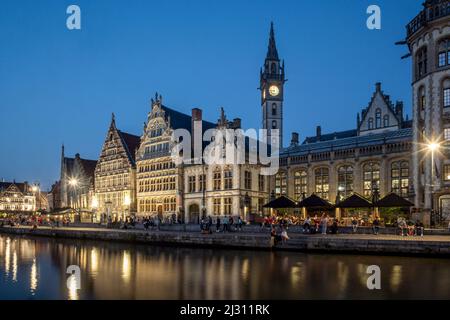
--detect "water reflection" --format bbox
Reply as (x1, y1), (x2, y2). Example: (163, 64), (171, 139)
(30, 258), (37, 295)
(0, 234), (449, 300)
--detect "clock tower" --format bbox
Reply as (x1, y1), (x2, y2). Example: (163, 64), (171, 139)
(260, 22), (286, 148)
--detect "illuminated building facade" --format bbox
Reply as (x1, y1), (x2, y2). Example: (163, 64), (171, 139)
(94, 114), (140, 220)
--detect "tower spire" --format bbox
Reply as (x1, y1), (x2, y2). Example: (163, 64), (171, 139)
(266, 22), (279, 61)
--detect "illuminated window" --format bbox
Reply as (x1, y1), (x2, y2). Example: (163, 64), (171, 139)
(294, 170), (308, 200)
(213, 198), (221, 215)
(363, 162), (380, 197)
(315, 168), (329, 200)
(445, 128), (450, 141)
(444, 165), (450, 181)
(275, 171), (287, 197)
(338, 166), (354, 197)
(224, 198), (232, 215)
(391, 161), (409, 197)
(444, 88), (450, 108)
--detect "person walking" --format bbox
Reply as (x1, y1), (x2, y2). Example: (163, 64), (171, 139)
(216, 217), (221, 233)
(229, 216), (234, 232)
(237, 216), (243, 231)
(222, 216), (229, 232)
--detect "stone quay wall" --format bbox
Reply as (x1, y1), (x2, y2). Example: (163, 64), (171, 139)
(0, 226), (449, 256)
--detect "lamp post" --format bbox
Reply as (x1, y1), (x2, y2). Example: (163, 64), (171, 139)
(68, 178), (79, 223)
(123, 194), (131, 222)
(428, 142), (440, 227)
(31, 184), (40, 213)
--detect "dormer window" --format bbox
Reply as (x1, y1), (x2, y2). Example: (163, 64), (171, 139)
(368, 118), (374, 130)
(383, 115), (390, 127)
(375, 109), (382, 128)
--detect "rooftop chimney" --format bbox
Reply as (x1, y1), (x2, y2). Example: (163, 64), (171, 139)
(316, 126), (322, 140)
(291, 132), (299, 146)
(375, 82), (381, 91)
(231, 118), (241, 129)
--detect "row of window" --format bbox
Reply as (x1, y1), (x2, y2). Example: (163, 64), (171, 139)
(209, 169), (264, 191)
(96, 192), (130, 208)
(419, 88), (450, 112)
(138, 177), (176, 192)
(138, 161), (175, 173)
(138, 197), (176, 213)
(97, 160), (128, 173)
(275, 161), (410, 200)
(144, 142), (170, 154)
(96, 174), (130, 189)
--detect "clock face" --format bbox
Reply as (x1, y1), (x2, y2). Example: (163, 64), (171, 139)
(269, 85), (279, 97)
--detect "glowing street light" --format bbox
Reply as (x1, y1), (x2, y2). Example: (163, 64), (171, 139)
(69, 178), (79, 187)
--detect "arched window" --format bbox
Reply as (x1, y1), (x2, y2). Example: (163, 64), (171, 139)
(383, 115), (390, 127)
(438, 38), (450, 67)
(375, 108), (382, 128)
(314, 168), (329, 200)
(416, 47), (427, 79)
(368, 118), (374, 130)
(363, 162), (380, 197)
(337, 166), (353, 198)
(294, 170), (308, 200)
(275, 171), (287, 197)
(391, 161), (409, 197)
(272, 103), (277, 116)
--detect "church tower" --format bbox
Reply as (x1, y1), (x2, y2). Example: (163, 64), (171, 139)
(260, 22), (286, 148)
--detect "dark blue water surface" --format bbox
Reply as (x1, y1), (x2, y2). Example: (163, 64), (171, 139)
(0, 234), (449, 300)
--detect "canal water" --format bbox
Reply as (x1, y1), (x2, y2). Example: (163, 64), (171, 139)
(0, 234), (449, 300)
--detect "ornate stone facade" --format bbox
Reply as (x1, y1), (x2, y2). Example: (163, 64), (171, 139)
(94, 114), (140, 220)
(277, 84), (412, 209)
(183, 109), (269, 223)
(408, 0), (450, 223)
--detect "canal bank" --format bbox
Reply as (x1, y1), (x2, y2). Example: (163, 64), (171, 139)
(0, 226), (449, 256)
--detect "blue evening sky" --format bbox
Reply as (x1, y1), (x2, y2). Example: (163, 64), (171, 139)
(0, 0), (421, 190)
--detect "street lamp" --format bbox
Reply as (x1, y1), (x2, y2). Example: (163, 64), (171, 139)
(428, 141), (441, 226)
(123, 194), (131, 221)
(68, 178), (80, 222)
